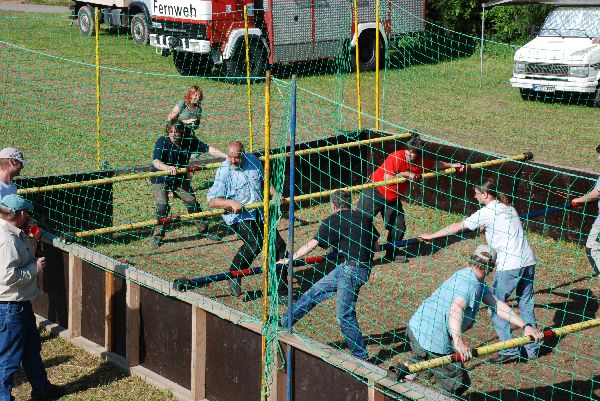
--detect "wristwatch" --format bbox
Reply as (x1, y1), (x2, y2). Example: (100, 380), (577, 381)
(522, 322), (533, 330)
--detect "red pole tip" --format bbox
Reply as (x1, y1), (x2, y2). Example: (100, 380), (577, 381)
(304, 256), (325, 264)
(27, 225), (41, 236)
(570, 200), (582, 208)
(542, 329), (556, 339)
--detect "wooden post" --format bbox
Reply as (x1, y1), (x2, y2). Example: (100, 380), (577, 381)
(126, 279), (140, 367)
(67, 254), (82, 339)
(104, 271), (114, 351)
(191, 306), (207, 400)
(266, 340), (278, 401)
(368, 381), (385, 401)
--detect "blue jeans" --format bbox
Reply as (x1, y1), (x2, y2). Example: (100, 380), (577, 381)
(0, 301), (50, 401)
(489, 266), (539, 358)
(280, 262), (370, 360)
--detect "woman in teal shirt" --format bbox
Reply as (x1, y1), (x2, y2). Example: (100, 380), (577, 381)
(167, 85), (203, 136)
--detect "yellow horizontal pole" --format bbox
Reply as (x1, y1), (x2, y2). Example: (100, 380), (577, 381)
(18, 133), (412, 195)
(72, 152), (529, 239)
(404, 318), (600, 375)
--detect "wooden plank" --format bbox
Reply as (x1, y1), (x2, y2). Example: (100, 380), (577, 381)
(368, 381), (386, 401)
(191, 306), (207, 400)
(105, 271), (114, 351)
(126, 278), (141, 367)
(67, 254), (82, 339)
(266, 340), (278, 401)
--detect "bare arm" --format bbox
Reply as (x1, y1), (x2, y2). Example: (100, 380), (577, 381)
(573, 188), (600, 205)
(383, 171), (418, 180)
(420, 221), (467, 241)
(152, 159), (177, 175)
(448, 297), (472, 361)
(278, 239), (319, 264)
(438, 161), (466, 173)
(207, 197), (243, 213)
(207, 146), (227, 159)
(166, 103), (182, 122)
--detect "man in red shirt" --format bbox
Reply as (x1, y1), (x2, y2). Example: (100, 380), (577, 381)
(357, 135), (464, 262)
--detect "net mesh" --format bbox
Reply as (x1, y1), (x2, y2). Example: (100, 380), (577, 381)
(1, 2), (599, 400)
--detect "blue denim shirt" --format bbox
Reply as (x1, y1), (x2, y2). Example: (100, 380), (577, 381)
(207, 153), (264, 225)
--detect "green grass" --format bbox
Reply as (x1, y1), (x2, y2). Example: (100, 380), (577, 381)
(2, 11), (600, 401)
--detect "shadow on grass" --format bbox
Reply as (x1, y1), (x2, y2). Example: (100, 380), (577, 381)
(465, 375), (600, 401)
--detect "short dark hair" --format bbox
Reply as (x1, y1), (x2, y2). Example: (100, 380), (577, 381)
(406, 134), (425, 150)
(165, 122), (184, 134)
(330, 190), (352, 209)
(596, 144), (600, 154)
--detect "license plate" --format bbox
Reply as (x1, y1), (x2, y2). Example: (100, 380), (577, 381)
(532, 85), (555, 93)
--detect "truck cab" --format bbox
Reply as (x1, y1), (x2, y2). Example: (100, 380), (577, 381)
(510, 6), (600, 106)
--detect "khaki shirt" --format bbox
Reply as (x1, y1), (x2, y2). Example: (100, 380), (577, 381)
(0, 218), (38, 301)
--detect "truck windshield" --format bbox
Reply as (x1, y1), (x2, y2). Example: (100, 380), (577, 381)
(539, 7), (600, 38)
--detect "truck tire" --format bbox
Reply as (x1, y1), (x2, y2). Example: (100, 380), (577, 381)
(173, 51), (213, 76)
(591, 88), (600, 107)
(520, 88), (532, 101)
(351, 30), (384, 72)
(77, 5), (95, 36)
(130, 13), (149, 45)
(224, 38), (268, 84)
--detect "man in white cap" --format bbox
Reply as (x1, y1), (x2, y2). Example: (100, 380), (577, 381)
(0, 194), (64, 401)
(0, 147), (27, 199)
(389, 245), (544, 397)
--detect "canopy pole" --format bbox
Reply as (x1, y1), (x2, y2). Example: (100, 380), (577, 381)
(480, 6), (486, 87)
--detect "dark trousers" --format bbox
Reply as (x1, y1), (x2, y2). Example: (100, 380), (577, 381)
(230, 218), (287, 290)
(0, 301), (50, 401)
(357, 188), (406, 253)
(407, 328), (470, 397)
(152, 182), (205, 239)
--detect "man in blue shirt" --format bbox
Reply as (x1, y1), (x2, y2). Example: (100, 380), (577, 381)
(151, 123), (226, 248)
(207, 141), (287, 297)
(392, 245), (544, 396)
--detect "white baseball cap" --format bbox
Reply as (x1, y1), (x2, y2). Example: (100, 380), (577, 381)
(473, 244), (497, 266)
(0, 147), (27, 164)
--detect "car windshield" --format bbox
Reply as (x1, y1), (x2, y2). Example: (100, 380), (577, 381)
(539, 7), (600, 38)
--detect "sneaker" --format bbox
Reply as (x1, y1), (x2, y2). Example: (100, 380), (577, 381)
(32, 384), (66, 401)
(149, 238), (163, 248)
(227, 277), (242, 297)
(488, 354), (520, 364)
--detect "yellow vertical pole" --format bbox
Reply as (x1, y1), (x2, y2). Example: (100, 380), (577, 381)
(260, 70), (271, 401)
(353, 0), (362, 130)
(95, 7), (101, 170)
(375, 0), (380, 130)
(244, 5), (254, 152)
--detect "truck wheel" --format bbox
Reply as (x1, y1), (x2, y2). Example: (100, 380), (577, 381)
(130, 13), (149, 45)
(224, 38), (268, 83)
(351, 30), (384, 72)
(173, 51), (213, 76)
(77, 5), (95, 36)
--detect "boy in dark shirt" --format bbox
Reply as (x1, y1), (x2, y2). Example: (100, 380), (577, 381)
(278, 190), (379, 360)
(150, 123), (226, 247)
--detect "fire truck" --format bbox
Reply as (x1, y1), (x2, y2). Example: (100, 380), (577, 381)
(149, 0), (425, 77)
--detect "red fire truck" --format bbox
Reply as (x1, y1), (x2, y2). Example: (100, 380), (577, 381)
(149, 0), (425, 77)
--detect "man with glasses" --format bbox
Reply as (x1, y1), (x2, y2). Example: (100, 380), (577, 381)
(0, 147), (26, 199)
(207, 141), (287, 297)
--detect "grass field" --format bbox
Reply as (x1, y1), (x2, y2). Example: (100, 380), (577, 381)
(1, 9), (600, 401)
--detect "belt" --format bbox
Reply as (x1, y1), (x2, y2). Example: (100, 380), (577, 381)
(0, 300), (28, 305)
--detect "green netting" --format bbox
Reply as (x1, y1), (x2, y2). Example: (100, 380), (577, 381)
(1, 2), (600, 400)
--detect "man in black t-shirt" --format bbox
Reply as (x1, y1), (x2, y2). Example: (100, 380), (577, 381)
(150, 123), (226, 247)
(278, 190), (379, 360)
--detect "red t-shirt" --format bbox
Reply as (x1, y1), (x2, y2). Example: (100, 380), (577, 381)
(370, 150), (435, 201)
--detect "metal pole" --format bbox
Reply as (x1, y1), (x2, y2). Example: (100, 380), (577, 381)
(375, 0), (380, 130)
(95, 7), (101, 170)
(285, 75), (298, 401)
(17, 133), (413, 195)
(353, 0), (362, 130)
(479, 6), (486, 87)
(244, 4), (254, 151)
(260, 70), (272, 401)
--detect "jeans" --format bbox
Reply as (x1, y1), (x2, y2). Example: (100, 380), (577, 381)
(152, 182), (205, 239)
(489, 265), (539, 357)
(585, 226), (600, 276)
(406, 328), (470, 396)
(357, 188), (406, 254)
(0, 301), (50, 401)
(230, 218), (287, 289)
(280, 262), (370, 360)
